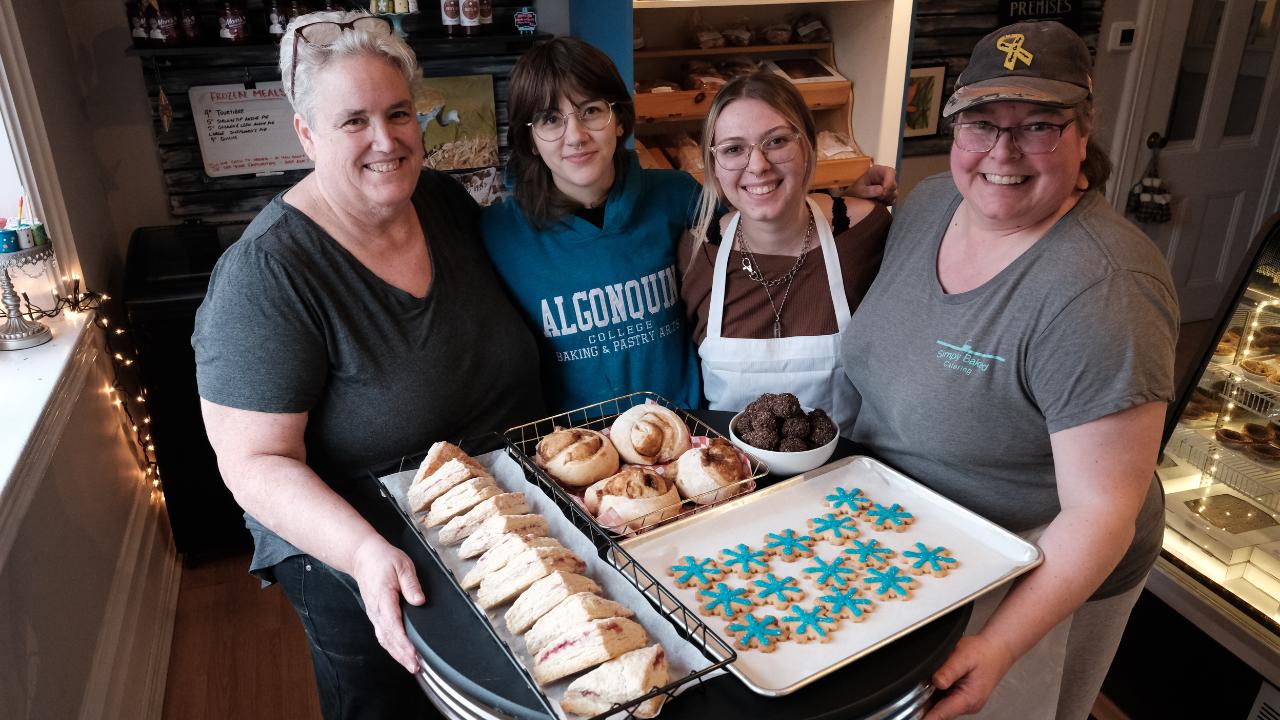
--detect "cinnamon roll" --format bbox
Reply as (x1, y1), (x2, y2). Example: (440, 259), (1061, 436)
(536, 427), (620, 487)
(673, 439), (748, 504)
(584, 466), (680, 531)
(609, 405), (692, 465)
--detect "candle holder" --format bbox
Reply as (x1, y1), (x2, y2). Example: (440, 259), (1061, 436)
(0, 245), (55, 350)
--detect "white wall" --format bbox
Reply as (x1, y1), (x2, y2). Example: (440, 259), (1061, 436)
(0, 114), (20, 219)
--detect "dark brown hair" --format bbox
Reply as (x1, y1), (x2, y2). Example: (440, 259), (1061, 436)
(506, 37), (636, 228)
(1073, 97), (1111, 194)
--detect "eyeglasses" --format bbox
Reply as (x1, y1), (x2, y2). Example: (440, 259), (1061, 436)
(288, 16), (394, 101)
(710, 131), (802, 170)
(952, 119), (1076, 154)
(527, 100), (617, 142)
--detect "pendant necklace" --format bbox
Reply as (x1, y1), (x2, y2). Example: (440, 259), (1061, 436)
(736, 209), (814, 338)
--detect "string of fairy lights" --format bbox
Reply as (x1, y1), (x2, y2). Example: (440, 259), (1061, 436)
(3, 279), (164, 497)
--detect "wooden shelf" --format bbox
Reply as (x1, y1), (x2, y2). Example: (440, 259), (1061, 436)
(640, 153), (870, 190)
(635, 42), (832, 59)
(635, 79), (848, 123)
(125, 32), (549, 61)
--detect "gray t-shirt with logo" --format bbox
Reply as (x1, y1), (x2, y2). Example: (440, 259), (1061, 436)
(842, 174), (1178, 598)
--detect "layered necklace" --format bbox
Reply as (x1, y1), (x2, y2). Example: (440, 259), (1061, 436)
(735, 208), (814, 339)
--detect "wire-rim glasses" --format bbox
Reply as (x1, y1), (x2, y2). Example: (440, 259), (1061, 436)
(952, 119), (1076, 154)
(288, 16), (394, 101)
(527, 100), (617, 142)
(710, 131), (802, 170)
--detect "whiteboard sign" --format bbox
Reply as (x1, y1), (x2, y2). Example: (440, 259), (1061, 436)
(189, 82), (314, 177)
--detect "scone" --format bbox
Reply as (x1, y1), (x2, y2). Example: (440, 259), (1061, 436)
(458, 514), (549, 559)
(673, 438), (747, 504)
(531, 617), (648, 684)
(526, 593), (636, 655)
(609, 404), (692, 465)
(477, 547), (586, 610)
(407, 457), (491, 514)
(438, 493), (529, 545)
(462, 535), (564, 590)
(424, 477), (500, 527)
(561, 645), (668, 719)
(585, 467), (680, 532)
(411, 441), (487, 486)
(506, 571), (602, 635)
(537, 427), (620, 487)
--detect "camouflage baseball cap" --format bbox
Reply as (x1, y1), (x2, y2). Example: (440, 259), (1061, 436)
(942, 21), (1092, 118)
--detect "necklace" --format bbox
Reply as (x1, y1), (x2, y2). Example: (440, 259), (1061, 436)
(735, 210), (814, 338)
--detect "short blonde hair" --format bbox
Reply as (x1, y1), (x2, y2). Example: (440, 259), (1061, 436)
(279, 10), (419, 122)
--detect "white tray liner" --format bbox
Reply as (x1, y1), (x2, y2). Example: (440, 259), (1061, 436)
(381, 449), (714, 719)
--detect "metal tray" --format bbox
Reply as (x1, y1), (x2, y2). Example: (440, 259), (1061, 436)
(504, 392), (769, 537)
(615, 455), (1044, 697)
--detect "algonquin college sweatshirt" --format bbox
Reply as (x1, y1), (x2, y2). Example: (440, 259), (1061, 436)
(481, 154), (702, 413)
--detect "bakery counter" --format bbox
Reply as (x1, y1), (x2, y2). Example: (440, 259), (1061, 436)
(349, 411), (970, 720)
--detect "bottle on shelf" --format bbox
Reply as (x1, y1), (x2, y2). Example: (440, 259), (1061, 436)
(178, 1), (202, 44)
(440, 0), (459, 36)
(478, 0), (492, 31)
(371, 0), (392, 13)
(126, 1), (149, 47)
(285, 0), (309, 25)
(217, 1), (250, 44)
(147, 0), (182, 47)
(460, 0), (479, 36)
(266, 0), (286, 39)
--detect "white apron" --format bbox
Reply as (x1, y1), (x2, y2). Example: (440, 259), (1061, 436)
(698, 197), (860, 433)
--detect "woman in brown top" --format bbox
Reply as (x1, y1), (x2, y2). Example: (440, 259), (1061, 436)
(679, 72), (891, 433)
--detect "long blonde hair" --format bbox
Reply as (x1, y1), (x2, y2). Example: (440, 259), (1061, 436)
(691, 72), (818, 246)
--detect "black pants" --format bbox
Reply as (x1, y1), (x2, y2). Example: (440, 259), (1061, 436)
(273, 555), (442, 720)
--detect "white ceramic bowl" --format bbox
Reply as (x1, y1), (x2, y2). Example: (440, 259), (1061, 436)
(729, 410), (838, 477)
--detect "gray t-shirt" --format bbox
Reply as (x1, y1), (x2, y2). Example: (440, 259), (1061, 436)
(193, 171), (544, 579)
(842, 174), (1178, 598)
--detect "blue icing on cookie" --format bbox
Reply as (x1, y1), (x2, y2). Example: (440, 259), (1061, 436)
(751, 573), (804, 603)
(801, 555), (857, 588)
(763, 529), (814, 558)
(862, 566), (917, 597)
(810, 512), (859, 540)
(719, 543), (770, 574)
(781, 604), (837, 639)
(698, 582), (754, 618)
(669, 555), (723, 585)
(865, 503), (914, 528)
(902, 542), (958, 573)
(818, 587), (874, 619)
(727, 613), (785, 649)
(825, 486), (871, 513)
(844, 538), (895, 565)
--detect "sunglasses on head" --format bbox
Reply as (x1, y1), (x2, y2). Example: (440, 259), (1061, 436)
(288, 16), (395, 101)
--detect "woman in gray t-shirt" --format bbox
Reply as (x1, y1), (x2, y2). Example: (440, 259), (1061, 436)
(843, 22), (1176, 720)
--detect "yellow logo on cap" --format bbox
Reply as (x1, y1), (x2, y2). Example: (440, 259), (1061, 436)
(996, 34), (1034, 70)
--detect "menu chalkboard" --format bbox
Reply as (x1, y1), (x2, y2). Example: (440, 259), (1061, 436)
(189, 82), (314, 177)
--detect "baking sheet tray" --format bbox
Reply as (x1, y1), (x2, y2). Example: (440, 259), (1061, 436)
(380, 449), (717, 719)
(617, 455), (1042, 697)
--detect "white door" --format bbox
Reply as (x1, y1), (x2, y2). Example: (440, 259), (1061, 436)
(1120, 0), (1280, 321)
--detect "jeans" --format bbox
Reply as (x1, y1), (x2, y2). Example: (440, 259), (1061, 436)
(273, 554), (441, 720)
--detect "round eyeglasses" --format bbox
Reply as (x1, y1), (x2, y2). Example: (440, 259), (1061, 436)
(289, 16), (394, 101)
(710, 131), (802, 171)
(952, 119), (1076, 154)
(527, 100), (617, 142)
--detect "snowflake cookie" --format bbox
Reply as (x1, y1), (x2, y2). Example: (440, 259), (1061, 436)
(667, 554), (725, 588)
(864, 503), (915, 532)
(780, 604), (839, 643)
(824, 486), (872, 516)
(751, 572), (807, 609)
(861, 565), (918, 599)
(817, 586), (875, 621)
(697, 582), (757, 619)
(843, 538), (897, 569)
(725, 612), (789, 652)
(762, 529), (816, 562)
(901, 542), (959, 577)
(808, 512), (861, 544)
(801, 555), (857, 589)
(717, 543), (771, 579)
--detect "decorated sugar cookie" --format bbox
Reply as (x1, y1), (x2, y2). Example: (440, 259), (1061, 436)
(780, 604), (839, 643)
(697, 582), (757, 619)
(861, 565), (918, 599)
(718, 543), (771, 578)
(801, 555), (857, 589)
(808, 512), (860, 544)
(667, 555), (725, 588)
(864, 503), (915, 532)
(817, 586), (875, 621)
(725, 612), (788, 652)
(824, 486), (872, 516)
(901, 542), (959, 577)
(751, 573), (806, 609)
(843, 538), (896, 568)
(762, 529), (816, 562)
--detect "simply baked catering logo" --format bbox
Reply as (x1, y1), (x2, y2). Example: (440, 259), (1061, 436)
(935, 340), (1006, 377)
(540, 264), (684, 362)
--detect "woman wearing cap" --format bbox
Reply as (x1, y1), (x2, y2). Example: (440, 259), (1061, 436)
(193, 11), (542, 717)
(842, 22), (1176, 720)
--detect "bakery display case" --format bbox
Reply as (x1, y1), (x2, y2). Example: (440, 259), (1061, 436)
(1158, 212), (1280, 676)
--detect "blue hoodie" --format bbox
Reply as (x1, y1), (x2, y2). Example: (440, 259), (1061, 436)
(481, 154), (702, 412)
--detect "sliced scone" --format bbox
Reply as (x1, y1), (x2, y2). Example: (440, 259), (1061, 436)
(408, 458), (490, 514)
(561, 645), (669, 719)
(505, 571), (602, 635)
(424, 477), (500, 527)
(477, 547), (586, 610)
(439, 493), (529, 545)
(532, 617), (648, 685)
(459, 514), (549, 559)
(462, 535), (565, 590)
(412, 441), (488, 485)
(526, 593), (636, 655)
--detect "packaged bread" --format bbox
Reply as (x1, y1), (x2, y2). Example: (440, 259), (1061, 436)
(760, 22), (793, 45)
(792, 12), (831, 42)
(817, 130), (861, 159)
(536, 427), (620, 487)
(507, 571), (603, 634)
(722, 16), (753, 47)
(717, 55), (760, 78)
(532, 616), (649, 684)
(681, 60), (728, 91)
(561, 645), (669, 719)
(692, 15), (725, 49)
(636, 79), (680, 94)
(669, 133), (703, 173)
